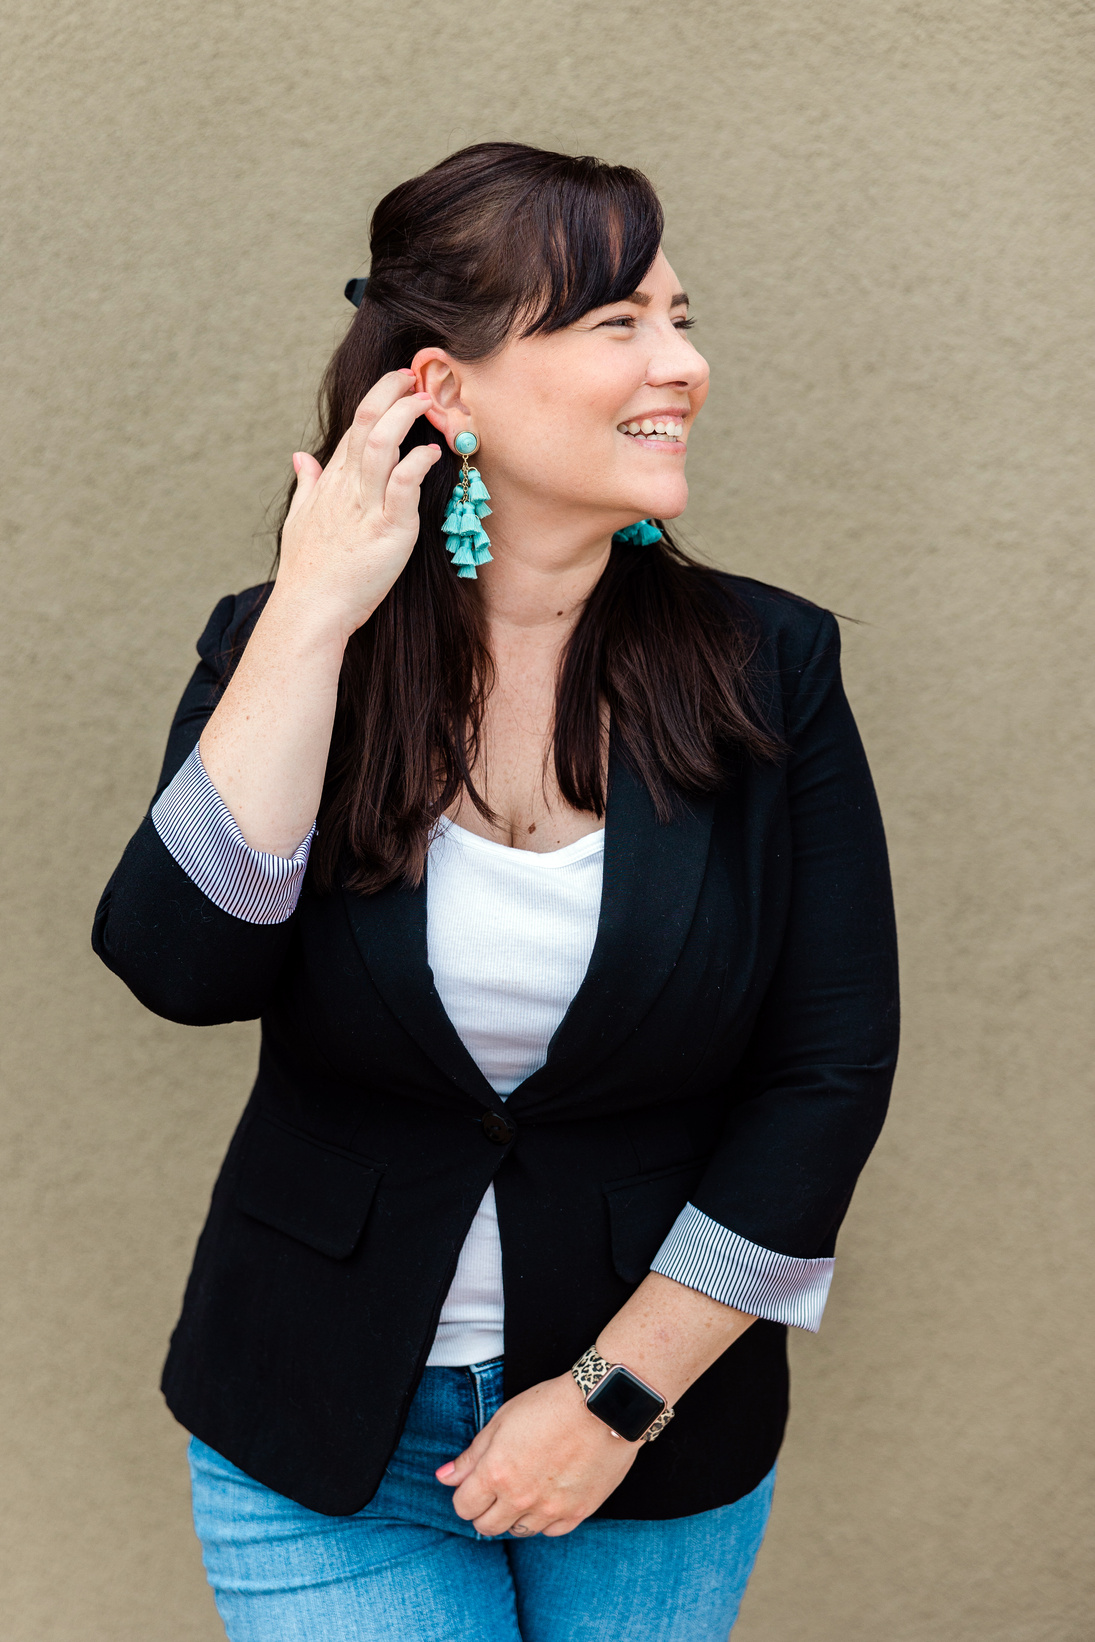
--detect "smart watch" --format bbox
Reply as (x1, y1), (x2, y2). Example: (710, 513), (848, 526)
(571, 1346), (675, 1444)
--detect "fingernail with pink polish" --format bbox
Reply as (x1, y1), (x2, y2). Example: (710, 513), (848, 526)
(436, 1461), (456, 1478)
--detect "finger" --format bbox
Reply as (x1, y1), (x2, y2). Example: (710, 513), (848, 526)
(436, 1431), (488, 1487)
(382, 444), (442, 529)
(473, 1501), (524, 1538)
(284, 451), (322, 519)
(472, 1493), (554, 1539)
(318, 368), (422, 484)
(450, 1475), (499, 1524)
(346, 394), (434, 517)
(464, 1471), (544, 1539)
(493, 1493), (564, 1539)
(504, 1509), (553, 1539)
(324, 370), (416, 477)
(343, 371), (421, 468)
(354, 390), (433, 483)
(540, 1517), (582, 1538)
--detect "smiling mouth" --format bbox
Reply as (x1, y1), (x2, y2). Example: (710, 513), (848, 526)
(617, 417), (686, 443)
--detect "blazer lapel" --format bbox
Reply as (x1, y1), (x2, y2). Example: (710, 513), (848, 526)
(341, 738), (715, 1113)
(341, 873), (497, 1107)
(510, 740), (716, 1110)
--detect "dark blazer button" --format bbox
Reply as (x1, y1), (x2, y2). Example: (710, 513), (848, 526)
(481, 1111), (515, 1145)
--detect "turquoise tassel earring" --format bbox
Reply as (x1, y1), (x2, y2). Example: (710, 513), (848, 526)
(612, 519), (664, 547)
(442, 431), (492, 578)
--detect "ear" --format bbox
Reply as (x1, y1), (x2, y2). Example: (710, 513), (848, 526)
(411, 348), (473, 448)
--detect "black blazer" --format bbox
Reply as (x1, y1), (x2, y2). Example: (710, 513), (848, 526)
(93, 575), (899, 1519)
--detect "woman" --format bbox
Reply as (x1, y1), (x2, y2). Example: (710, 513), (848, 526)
(94, 143), (899, 1641)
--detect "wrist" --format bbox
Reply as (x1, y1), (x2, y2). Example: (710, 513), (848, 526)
(592, 1274), (754, 1410)
(556, 1371), (634, 1456)
(263, 581), (358, 658)
(592, 1330), (686, 1409)
(571, 1346), (675, 1445)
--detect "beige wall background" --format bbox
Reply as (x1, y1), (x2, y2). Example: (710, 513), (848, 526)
(1, 2), (1092, 1637)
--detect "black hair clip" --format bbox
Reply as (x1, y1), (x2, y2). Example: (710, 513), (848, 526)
(344, 277), (369, 307)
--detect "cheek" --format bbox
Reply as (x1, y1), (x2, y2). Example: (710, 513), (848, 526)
(509, 342), (642, 430)
(478, 364), (559, 447)
(471, 341), (643, 492)
(482, 377), (616, 475)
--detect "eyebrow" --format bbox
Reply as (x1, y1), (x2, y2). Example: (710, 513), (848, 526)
(622, 291), (690, 308)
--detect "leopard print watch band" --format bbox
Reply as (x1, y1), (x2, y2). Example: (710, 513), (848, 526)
(571, 1345), (675, 1443)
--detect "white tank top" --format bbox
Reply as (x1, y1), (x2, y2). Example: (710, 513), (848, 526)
(424, 815), (605, 1366)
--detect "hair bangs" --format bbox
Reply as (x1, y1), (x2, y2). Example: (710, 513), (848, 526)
(514, 160), (665, 337)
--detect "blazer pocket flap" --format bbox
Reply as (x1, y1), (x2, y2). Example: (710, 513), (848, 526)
(604, 1160), (706, 1286)
(236, 1116), (382, 1260)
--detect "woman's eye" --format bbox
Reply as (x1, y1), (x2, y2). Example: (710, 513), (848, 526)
(593, 313), (695, 330)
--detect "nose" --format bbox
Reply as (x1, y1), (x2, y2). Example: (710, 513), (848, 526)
(645, 323), (709, 394)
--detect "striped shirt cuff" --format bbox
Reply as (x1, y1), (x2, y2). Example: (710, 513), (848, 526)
(650, 1202), (835, 1333)
(150, 745), (315, 925)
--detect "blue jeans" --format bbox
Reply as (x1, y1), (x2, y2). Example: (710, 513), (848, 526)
(190, 1358), (775, 1641)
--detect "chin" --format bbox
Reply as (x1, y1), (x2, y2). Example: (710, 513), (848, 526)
(638, 486), (688, 523)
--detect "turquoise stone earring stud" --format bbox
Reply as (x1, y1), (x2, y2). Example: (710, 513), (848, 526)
(442, 433), (493, 578)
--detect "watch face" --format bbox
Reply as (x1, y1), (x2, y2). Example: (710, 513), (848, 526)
(585, 1365), (665, 1443)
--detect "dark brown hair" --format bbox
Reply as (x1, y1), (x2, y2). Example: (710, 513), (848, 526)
(277, 142), (781, 894)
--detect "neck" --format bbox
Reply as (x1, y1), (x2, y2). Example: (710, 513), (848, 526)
(477, 502), (615, 637)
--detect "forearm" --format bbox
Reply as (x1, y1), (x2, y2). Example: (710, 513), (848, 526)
(595, 1272), (756, 1406)
(199, 586), (348, 856)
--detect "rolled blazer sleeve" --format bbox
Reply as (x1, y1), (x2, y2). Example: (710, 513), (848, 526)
(660, 611), (900, 1285)
(151, 744), (314, 924)
(652, 1206), (834, 1331)
(91, 586), (301, 1026)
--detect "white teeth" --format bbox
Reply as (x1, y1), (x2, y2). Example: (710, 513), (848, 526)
(619, 418), (686, 439)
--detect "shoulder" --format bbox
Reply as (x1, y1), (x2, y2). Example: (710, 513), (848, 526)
(195, 583), (273, 673)
(695, 571), (845, 744)
(706, 570), (840, 674)
(707, 570), (835, 650)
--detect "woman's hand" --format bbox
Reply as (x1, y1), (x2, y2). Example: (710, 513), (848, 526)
(197, 370), (440, 854)
(434, 1278), (758, 1542)
(435, 1373), (640, 1538)
(277, 369), (442, 642)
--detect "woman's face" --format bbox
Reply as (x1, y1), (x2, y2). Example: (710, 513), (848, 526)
(416, 248), (709, 543)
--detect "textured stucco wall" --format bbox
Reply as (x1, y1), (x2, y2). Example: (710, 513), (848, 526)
(1, 3), (1092, 1638)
